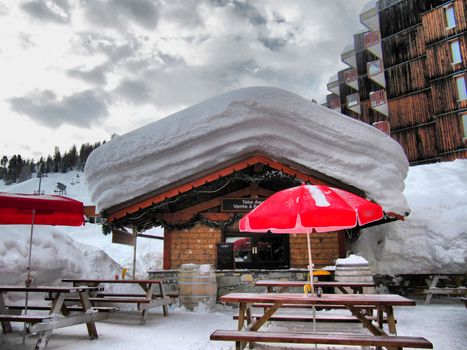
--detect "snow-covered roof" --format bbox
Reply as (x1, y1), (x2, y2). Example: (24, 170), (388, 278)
(84, 86), (409, 215)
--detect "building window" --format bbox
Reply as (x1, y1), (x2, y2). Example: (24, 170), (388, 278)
(462, 113), (467, 139)
(454, 74), (467, 101)
(367, 60), (382, 76)
(444, 4), (456, 29)
(450, 40), (462, 64)
(347, 93), (359, 107)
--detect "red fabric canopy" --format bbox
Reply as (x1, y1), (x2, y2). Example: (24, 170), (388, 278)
(240, 184), (384, 234)
(0, 192), (84, 226)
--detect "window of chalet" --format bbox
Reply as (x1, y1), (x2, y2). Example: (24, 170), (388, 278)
(461, 113), (467, 139)
(444, 4), (456, 29)
(454, 74), (467, 101)
(450, 39), (462, 64)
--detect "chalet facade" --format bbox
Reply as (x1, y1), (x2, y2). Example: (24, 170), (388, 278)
(325, 0), (467, 165)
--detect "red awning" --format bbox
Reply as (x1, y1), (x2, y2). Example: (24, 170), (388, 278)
(0, 192), (84, 226)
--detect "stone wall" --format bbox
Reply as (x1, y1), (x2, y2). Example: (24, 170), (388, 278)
(149, 268), (324, 298)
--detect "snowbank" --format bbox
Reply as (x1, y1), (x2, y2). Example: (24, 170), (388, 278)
(85, 86), (409, 215)
(353, 159), (467, 274)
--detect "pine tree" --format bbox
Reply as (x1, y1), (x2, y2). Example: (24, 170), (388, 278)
(53, 147), (61, 172)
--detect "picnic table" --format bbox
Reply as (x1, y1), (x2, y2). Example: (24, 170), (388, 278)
(0, 285), (109, 350)
(256, 279), (375, 294)
(62, 278), (172, 324)
(211, 292), (433, 350)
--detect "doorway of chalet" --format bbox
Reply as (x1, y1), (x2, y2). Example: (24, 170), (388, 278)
(224, 232), (290, 269)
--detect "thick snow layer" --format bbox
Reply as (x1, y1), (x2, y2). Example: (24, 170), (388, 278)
(353, 159), (467, 274)
(84, 86), (409, 215)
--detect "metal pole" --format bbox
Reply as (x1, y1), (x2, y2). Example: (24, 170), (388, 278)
(306, 232), (317, 337)
(23, 209), (36, 344)
(132, 226), (138, 279)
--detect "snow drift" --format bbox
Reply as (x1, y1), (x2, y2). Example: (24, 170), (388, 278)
(84, 86), (409, 215)
(353, 159), (467, 274)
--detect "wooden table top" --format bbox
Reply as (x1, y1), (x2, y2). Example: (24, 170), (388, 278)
(0, 285), (103, 293)
(220, 293), (416, 306)
(62, 278), (162, 284)
(255, 280), (375, 287)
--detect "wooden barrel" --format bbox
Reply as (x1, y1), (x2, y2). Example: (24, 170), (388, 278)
(178, 264), (217, 310)
(334, 262), (375, 294)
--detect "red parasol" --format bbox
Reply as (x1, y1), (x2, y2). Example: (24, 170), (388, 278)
(0, 192), (85, 226)
(0, 192), (84, 327)
(240, 184), (384, 294)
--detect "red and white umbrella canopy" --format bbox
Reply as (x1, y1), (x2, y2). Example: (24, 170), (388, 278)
(240, 184), (384, 234)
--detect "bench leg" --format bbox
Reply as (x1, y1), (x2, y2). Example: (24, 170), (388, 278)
(140, 309), (148, 325)
(0, 292), (12, 333)
(79, 291), (98, 339)
(34, 330), (52, 350)
(425, 275), (440, 305)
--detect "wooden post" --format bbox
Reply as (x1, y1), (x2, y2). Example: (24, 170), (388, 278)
(132, 226), (138, 279)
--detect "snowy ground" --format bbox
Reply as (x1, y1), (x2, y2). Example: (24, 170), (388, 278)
(0, 298), (465, 350)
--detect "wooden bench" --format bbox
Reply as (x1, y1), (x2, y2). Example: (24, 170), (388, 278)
(0, 314), (52, 324)
(233, 313), (391, 323)
(252, 302), (374, 310)
(95, 291), (178, 299)
(210, 330), (433, 349)
(424, 287), (466, 304)
(6, 305), (118, 313)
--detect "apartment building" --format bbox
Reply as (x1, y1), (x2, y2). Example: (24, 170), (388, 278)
(326, 0), (467, 164)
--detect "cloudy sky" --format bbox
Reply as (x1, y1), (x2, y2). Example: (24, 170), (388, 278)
(0, 0), (369, 160)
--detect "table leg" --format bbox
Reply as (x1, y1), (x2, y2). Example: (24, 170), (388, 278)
(157, 282), (169, 316)
(385, 306), (397, 335)
(425, 275), (440, 305)
(0, 291), (12, 333)
(337, 286), (349, 294)
(347, 305), (386, 336)
(248, 302), (281, 331)
(34, 330), (52, 350)
(79, 291), (98, 339)
(33, 292), (66, 349)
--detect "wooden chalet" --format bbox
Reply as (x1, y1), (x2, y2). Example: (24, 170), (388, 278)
(103, 153), (398, 271)
(86, 87), (408, 273)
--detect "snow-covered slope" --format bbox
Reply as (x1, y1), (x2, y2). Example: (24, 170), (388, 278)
(84, 86), (409, 215)
(0, 173), (163, 289)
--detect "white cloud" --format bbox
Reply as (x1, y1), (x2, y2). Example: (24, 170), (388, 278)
(1, 0), (369, 159)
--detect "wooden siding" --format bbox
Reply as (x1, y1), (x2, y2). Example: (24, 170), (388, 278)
(386, 58), (428, 98)
(382, 25), (425, 68)
(290, 233), (339, 268)
(356, 50), (377, 77)
(391, 124), (438, 162)
(431, 73), (467, 115)
(388, 91), (433, 129)
(426, 33), (467, 79)
(422, 0), (467, 45)
(359, 99), (387, 125)
(435, 112), (467, 153)
(379, 0), (446, 38)
(358, 76), (385, 100)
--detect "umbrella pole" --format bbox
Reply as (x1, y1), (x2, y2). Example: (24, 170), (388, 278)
(23, 209), (36, 345)
(306, 232), (317, 338)
(306, 232), (314, 294)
